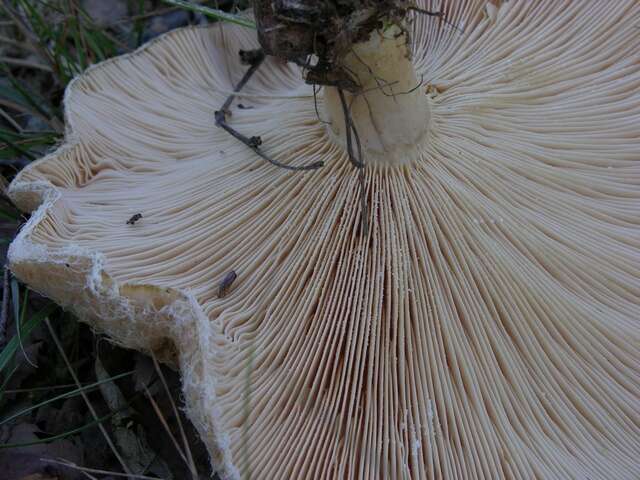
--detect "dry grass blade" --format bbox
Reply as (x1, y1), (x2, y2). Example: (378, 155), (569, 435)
(44, 457), (165, 479)
(0, 32), (37, 51)
(0, 106), (22, 132)
(1, 369), (134, 426)
(142, 383), (193, 475)
(80, 471), (100, 480)
(0, 0), (56, 69)
(44, 317), (133, 476)
(0, 56), (52, 71)
(150, 351), (197, 478)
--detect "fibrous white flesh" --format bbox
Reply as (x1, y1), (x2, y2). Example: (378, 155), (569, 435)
(8, 1), (640, 479)
(323, 27), (429, 165)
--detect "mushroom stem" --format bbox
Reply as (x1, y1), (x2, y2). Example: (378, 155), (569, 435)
(323, 26), (430, 166)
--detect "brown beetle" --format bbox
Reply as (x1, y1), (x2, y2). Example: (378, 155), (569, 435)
(218, 270), (238, 298)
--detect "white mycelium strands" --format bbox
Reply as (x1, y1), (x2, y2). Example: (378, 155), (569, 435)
(8, 1), (640, 478)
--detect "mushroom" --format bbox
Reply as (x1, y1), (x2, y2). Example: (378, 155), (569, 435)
(7, 0), (640, 478)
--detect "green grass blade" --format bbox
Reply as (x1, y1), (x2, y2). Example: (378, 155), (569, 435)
(0, 65), (59, 121)
(82, 29), (108, 61)
(160, 0), (256, 29)
(0, 303), (57, 374)
(0, 364), (19, 402)
(0, 131), (37, 161)
(71, 18), (88, 71)
(0, 210), (17, 222)
(0, 129), (58, 161)
(134, 0), (146, 47)
(11, 281), (35, 369)
(0, 407), (119, 449)
(10, 277), (20, 335)
(0, 369), (135, 426)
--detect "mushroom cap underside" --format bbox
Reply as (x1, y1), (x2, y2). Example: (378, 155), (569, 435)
(8, 1), (640, 478)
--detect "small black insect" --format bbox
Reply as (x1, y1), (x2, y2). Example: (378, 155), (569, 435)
(218, 270), (238, 298)
(126, 213), (143, 225)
